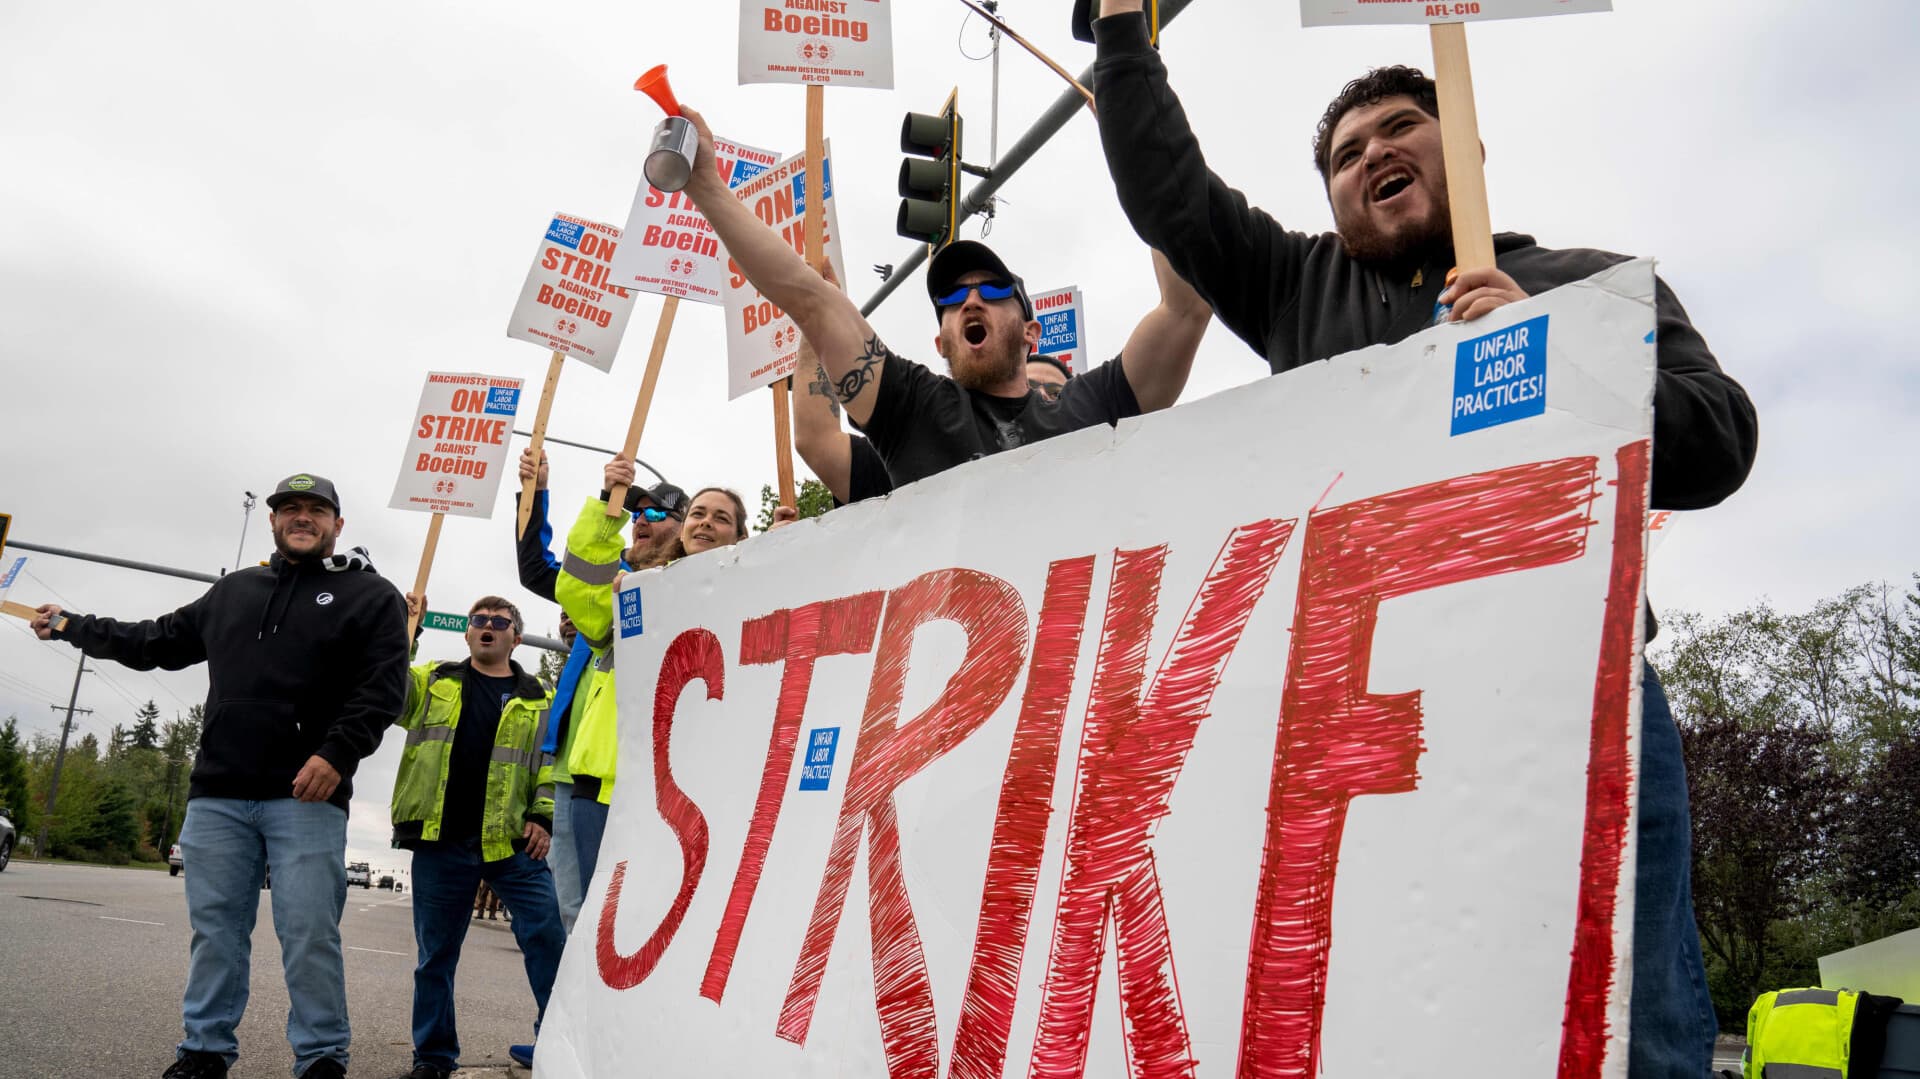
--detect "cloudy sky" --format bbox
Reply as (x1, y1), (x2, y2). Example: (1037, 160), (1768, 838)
(2, 0), (1914, 868)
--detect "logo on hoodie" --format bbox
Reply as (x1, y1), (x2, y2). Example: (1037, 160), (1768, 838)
(316, 592), (335, 606)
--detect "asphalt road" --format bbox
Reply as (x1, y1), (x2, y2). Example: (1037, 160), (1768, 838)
(0, 861), (537, 1078)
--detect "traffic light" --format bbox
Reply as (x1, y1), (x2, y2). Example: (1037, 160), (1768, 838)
(897, 91), (962, 249)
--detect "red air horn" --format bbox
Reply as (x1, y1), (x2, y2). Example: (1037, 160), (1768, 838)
(636, 65), (697, 192)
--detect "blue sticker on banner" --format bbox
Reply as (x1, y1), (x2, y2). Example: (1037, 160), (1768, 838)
(545, 218), (584, 249)
(730, 159), (768, 189)
(790, 159), (834, 215)
(798, 727), (840, 791)
(484, 386), (520, 416)
(1451, 313), (1549, 436)
(1038, 308), (1079, 353)
(618, 589), (644, 639)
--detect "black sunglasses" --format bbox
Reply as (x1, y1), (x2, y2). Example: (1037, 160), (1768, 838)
(933, 279), (1021, 310)
(470, 615), (515, 632)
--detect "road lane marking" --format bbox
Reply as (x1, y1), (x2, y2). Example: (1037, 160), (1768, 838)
(99, 916), (165, 926)
(347, 945), (408, 956)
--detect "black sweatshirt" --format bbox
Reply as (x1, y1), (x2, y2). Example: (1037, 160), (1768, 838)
(1091, 13), (1758, 512)
(54, 550), (410, 811)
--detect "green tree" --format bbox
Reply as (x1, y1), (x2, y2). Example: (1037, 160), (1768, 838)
(0, 717), (33, 838)
(537, 642), (567, 692)
(130, 701), (160, 751)
(755, 480), (834, 532)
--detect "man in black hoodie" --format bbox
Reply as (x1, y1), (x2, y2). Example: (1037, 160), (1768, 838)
(1085, 8), (1756, 1077)
(34, 473), (409, 1079)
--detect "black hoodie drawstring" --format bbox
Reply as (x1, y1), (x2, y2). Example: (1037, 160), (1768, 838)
(255, 562), (304, 638)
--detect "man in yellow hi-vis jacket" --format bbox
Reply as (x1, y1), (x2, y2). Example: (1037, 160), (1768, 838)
(391, 595), (562, 1079)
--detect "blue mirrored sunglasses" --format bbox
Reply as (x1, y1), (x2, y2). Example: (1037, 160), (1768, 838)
(634, 506), (672, 523)
(934, 279), (1021, 309)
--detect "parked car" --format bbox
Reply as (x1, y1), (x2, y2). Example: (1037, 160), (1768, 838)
(347, 861), (371, 888)
(0, 807), (15, 872)
(377, 874), (395, 890)
(169, 843), (183, 877)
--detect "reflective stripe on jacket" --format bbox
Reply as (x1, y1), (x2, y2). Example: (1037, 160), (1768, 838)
(556, 496), (627, 804)
(1745, 987), (1858, 1079)
(390, 658), (555, 862)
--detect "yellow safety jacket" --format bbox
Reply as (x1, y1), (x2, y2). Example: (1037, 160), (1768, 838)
(389, 658), (555, 862)
(1746, 986), (1858, 1079)
(555, 497), (628, 805)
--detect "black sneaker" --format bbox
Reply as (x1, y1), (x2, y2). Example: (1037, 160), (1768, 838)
(405, 1065), (451, 1079)
(301, 1058), (347, 1079)
(162, 1052), (228, 1079)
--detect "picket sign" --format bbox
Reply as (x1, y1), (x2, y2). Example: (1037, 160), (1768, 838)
(542, 261), (1660, 1079)
(506, 212), (642, 538)
(1030, 285), (1088, 375)
(604, 138), (778, 518)
(388, 371), (522, 635)
(1300, 1), (1611, 272)
(737, 0), (894, 88)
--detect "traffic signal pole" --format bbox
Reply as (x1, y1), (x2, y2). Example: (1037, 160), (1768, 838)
(860, 0), (1196, 317)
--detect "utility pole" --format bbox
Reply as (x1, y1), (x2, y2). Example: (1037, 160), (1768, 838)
(36, 654), (92, 858)
(234, 490), (257, 572)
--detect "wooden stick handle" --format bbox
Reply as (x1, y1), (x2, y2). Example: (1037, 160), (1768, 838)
(607, 297), (681, 517)
(1430, 21), (1495, 271)
(517, 351), (566, 539)
(804, 86), (826, 271)
(406, 512), (444, 641)
(2, 600), (63, 633)
(773, 381), (797, 509)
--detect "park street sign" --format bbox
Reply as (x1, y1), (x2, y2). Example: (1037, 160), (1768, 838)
(543, 261), (1661, 1078)
(423, 611), (468, 633)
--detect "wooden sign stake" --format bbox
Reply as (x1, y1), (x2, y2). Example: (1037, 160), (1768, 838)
(607, 296), (681, 517)
(407, 512), (445, 641)
(2, 600), (64, 633)
(1429, 21), (1496, 271)
(516, 350), (566, 539)
(773, 84), (830, 512)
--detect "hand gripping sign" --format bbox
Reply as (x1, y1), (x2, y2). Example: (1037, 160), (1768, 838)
(540, 261), (1662, 1079)
(721, 142), (847, 399)
(738, 0), (894, 89)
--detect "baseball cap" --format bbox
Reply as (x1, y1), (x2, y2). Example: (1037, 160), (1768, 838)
(625, 481), (689, 519)
(927, 241), (1034, 321)
(265, 473), (341, 514)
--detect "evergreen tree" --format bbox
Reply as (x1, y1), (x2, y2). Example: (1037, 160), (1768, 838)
(130, 701), (160, 751)
(0, 717), (33, 837)
(755, 479), (835, 532)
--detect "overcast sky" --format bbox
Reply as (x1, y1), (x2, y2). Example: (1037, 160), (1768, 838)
(2, 0), (1914, 868)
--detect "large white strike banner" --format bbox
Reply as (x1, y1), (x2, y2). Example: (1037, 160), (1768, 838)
(738, 0), (894, 88)
(1300, 0), (1609, 27)
(722, 143), (847, 399)
(608, 137), (779, 306)
(542, 263), (1660, 1078)
(388, 371), (521, 518)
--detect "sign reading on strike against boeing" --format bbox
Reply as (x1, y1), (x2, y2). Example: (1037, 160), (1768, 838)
(388, 371), (522, 518)
(608, 137), (779, 306)
(738, 0), (894, 89)
(541, 262), (1661, 1078)
(506, 213), (639, 373)
(722, 143), (846, 399)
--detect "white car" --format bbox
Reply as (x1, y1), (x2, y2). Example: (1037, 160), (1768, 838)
(346, 861), (371, 888)
(0, 807), (15, 872)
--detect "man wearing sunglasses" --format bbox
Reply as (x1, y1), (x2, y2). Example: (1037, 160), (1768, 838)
(1026, 354), (1074, 401)
(389, 594), (564, 1079)
(677, 106), (1210, 490)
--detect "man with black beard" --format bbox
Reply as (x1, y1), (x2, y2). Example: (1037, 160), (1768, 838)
(1084, 7), (1757, 1077)
(676, 109), (1212, 490)
(32, 473), (408, 1079)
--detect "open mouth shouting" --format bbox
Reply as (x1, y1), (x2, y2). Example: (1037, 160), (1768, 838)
(961, 318), (990, 348)
(1370, 165), (1416, 207)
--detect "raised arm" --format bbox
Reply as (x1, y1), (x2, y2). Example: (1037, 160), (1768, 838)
(44, 596), (209, 671)
(681, 106), (898, 426)
(513, 448), (561, 603)
(1091, 7), (1311, 359)
(1118, 249), (1213, 411)
(789, 263), (854, 501)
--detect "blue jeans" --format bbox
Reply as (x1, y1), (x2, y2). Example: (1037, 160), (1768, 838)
(548, 780), (582, 933)
(177, 797), (349, 1077)
(570, 793), (609, 898)
(1630, 663), (1717, 1078)
(409, 839), (566, 1070)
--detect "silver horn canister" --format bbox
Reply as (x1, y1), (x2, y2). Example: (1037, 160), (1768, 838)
(644, 115), (698, 192)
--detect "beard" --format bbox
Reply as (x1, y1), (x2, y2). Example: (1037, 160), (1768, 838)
(271, 525), (335, 561)
(942, 318), (1028, 392)
(1336, 182), (1453, 267)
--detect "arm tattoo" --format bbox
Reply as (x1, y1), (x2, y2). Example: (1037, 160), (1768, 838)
(808, 361), (841, 418)
(834, 334), (893, 404)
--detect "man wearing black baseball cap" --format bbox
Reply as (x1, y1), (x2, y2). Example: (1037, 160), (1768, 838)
(32, 471), (409, 1079)
(676, 105), (1211, 491)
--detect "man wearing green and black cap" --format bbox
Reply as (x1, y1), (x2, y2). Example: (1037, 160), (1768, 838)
(32, 472), (410, 1079)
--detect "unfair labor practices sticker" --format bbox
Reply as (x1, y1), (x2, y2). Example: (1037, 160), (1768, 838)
(1451, 314), (1548, 435)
